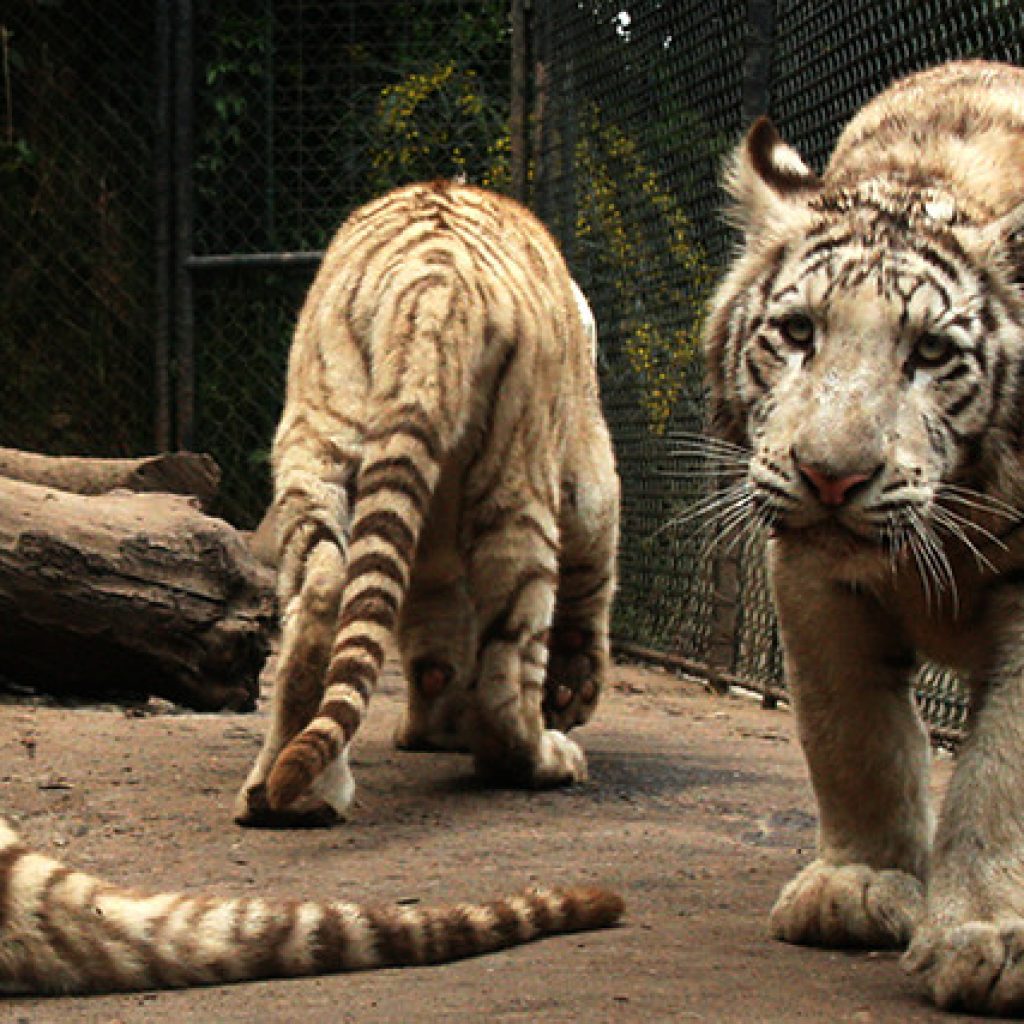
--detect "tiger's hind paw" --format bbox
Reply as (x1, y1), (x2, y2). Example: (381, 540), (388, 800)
(474, 729), (587, 789)
(233, 783), (342, 829)
(234, 748), (355, 828)
(311, 747), (357, 814)
(543, 627), (603, 731)
(534, 728), (588, 786)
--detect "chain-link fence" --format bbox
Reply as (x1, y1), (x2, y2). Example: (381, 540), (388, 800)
(187, 0), (513, 523)
(5, 2), (1023, 731)
(533, 0), (1023, 736)
(2, 2), (162, 458)
(533, 1), (745, 696)
(4, 0), (512, 525)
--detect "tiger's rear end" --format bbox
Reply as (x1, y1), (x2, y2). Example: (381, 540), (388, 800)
(234, 181), (619, 826)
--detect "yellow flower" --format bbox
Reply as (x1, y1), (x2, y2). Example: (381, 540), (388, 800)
(575, 105), (713, 433)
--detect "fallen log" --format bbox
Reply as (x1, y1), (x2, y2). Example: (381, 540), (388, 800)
(0, 475), (274, 711)
(0, 448), (221, 507)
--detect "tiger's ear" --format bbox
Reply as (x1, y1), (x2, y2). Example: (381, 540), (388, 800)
(959, 199), (1024, 288)
(724, 117), (820, 236)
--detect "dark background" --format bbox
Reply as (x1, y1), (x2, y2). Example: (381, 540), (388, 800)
(4, 0), (1021, 729)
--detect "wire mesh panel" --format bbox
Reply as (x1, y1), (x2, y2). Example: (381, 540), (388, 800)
(2, 2), (161, 456)
(535, 0), (1023, 736)
(5, 1), (1022, 734)
(192, 2), (510, 258)
(534, 0), (747, 668)
(189, 0), (512, 524)
(191, 269), (308, 523)
(771, 1), (1023, 169)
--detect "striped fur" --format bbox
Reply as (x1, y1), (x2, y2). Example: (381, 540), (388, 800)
(702, 61), (1024, 1013)
(235, 182), (619, 827)
(0, 816), (622, 994)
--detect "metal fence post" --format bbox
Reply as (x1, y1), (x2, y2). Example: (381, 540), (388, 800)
(173, 0), (196, 451)
(510, 0), (529, 203)
(155, 0), (174, 452)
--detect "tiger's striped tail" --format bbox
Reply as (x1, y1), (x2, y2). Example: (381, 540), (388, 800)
(266, 269), (472, 813)
(0, 818), (624, 994)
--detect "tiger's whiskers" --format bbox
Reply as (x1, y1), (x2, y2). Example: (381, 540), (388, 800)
(656, 434), (766, 558)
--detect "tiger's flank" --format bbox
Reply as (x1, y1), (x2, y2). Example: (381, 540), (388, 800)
(234, 181), (619, 828)
(0, 817), (623, 994)
(702, 60), (1024, 1014)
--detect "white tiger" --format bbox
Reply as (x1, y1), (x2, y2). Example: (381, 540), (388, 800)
(703, 60), (1024, 1014)
(233, 181), (620, 826)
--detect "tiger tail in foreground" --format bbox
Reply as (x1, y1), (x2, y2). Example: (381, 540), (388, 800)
(233, 181), (619, 826)
(0, 816), (622, 994)
(702, 60), (1024, 1014)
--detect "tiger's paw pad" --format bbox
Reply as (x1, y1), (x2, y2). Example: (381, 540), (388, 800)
(543, 627), (601, 731)
(770, 860), (922, 949)
(411, 657), (454, 699)
(905, 919), (1024, 1014)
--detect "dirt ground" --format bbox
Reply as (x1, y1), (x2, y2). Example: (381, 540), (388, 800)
(1, 660), (985, 1024)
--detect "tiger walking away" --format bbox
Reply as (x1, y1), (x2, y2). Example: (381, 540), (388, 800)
(702, 60), (1024, 1014)
(0, 816), (622, 994)
(234, 181), (620, 827)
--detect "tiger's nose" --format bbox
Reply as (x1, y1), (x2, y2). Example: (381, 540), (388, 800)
(796, 462), (875, 508)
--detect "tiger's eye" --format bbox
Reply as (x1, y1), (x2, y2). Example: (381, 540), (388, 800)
(914, 332), (953, 366)
(780, 313), (815, 348)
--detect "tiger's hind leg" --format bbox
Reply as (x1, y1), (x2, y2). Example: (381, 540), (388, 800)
(544, 433), (619, 733)
(264, 267), (479, 815)
(393, 463), (477, 753)
(464, 489), (586, 788)
(233, 443), (355, 827)
(394, 574), (476, 752)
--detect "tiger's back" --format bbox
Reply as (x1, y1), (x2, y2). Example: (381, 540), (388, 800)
(235, 181), (619, 826)
(279, 180), (600, 463)
(828, 61), (1024, 217)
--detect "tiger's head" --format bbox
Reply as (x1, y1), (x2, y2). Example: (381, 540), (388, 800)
(703, 117), (1024, 577)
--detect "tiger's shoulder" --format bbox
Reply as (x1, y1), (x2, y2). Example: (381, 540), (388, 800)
(826, 60), (1024, 219)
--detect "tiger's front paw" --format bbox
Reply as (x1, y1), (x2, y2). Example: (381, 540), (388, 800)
(905, 919), (1024, 1014)
(771, 860), (923, 949)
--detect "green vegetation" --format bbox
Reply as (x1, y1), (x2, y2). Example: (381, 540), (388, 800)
(575, 106), (717, 434)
